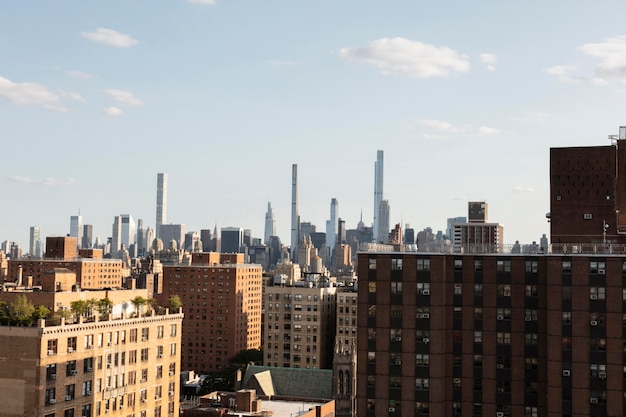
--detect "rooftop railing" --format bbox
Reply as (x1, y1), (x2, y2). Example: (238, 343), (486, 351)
(359, 242), (626, 255)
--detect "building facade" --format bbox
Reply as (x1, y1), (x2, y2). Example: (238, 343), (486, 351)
(357, 250), (626, 417)
(158, 253), (262, 373)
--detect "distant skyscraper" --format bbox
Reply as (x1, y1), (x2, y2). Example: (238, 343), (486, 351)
(404, 224), (415, 245)
(156, 173), (167, 240)
(264, 202), (276, 245)
(221, 227), (244, 253)
(291, 164), (299, 260)
(120, 214), (136, 249)
(70, 213), (83, 249)
(111, 215), (123, 256)
(372, 150), (384, 242)
(377, 200), (390, 244)
(82, 224), (93, 249)
(160, 224), (185, 250)
(446, 216), (467, 241)
(326, 198), (338, 250)
(29, 226), (40, 257)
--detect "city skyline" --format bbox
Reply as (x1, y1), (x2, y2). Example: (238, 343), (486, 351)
(4, 2), (626, 249)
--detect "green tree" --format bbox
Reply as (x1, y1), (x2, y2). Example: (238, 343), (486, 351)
(10, 295), (35, 326)
(0, 301), (9, 325)
(70, 300), (89, 317)
(32, 305), (51, 321)
(97, 298), (113, 319)
(131, 296), (147, 316)
(168, 295), (182, 313)
(147, 298), (159, 315)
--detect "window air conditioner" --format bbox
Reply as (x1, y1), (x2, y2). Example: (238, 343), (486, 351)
(422, 290), (430, 296)
(497, 315), (504, 320)
(599, 372), (607, 379)
(590, 320), (598, 326)
(525, 316), (532, 322)
(51, 374), (57, 379)
(422, 313), (430, 319)
(598, 269), (605, 274)
(65, 395), (72, 401)
(86, 391), (92, 396)
(562, 370), (570, 376)
(497, 364), (504, 369)
(388, 407), (395, 413)
(590, 397), (598, 404)
(496, 413), (504, 417)
(590, 294), (598, 300)
(71, 370), (78, 376)
(423, 337), (430, 344)
(395, 337), (402, 342)
(48, 350), (55, 356)
(49, 399), (56, 404)
(67, 347), (74, 353)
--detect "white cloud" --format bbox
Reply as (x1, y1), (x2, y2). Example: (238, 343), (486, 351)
(103, 106), (123, 116)
(66, 70), (95, 79)
(0, 75), (67, 112)
(480, 53), (497, 71)
(544, 65), (582, 84)
(103, 89), (144, 106)
(8, 176), (75, 186)
(81, 28), (138, 48)
(512, 186), (536, 193)
(578, 35), (626, 82)
(188, 0), (217, 4)
(418, 119), (500, 137)
(60, 91), (86, 103)
(339, 37), (470, 78)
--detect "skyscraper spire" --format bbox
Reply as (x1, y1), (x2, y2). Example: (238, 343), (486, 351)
(373, 150), (384, 242)
(156, 173), (168, 240)
(264, 201), (276, 245)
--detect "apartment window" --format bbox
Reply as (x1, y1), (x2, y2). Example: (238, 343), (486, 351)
(128, 371), (136, 385)
(66, 360), (77, 376)
(169, 324), (177, 337)
(417, 259), (430, 271)
(157, 326), (164, 338)
(415, 354), (429, 366)
(525, 334), (538, 345)
(47, 339), (58, 355)
(169, 363), (176, 376)
(81, 380), (92, 396)
(415, 378), (429, 390)
(65, 383), (75, 400)
(368, 282), (376, 293)
(130, 329), (137, 343)
(590, 287), (606, 299)
(496, 308), (511, 320)
(83, 357), (93, 373)
(390, 305), (402, 318)
(525, 260), (538, 273)
(67, 337), (77, 352)
(497, 332), (511, 344)
(562, 261), (572, 274)
(474, 284), (483, 296)
(525, 285), (537, 297)
(129, 350), (137, 364)
(525, 309), (538, 321)
(141, 348), (149, 362)
(497, 284), (511, 297)
(391, 258), (403, 271)
(391, 282), (403, 295)
(474, 260), (483, 272)
(169, 343), (176, 356)
(369, 259), (376, 270)
(45, 388), (56, 405)
(156, 365), (163, 379)
(497, 260), (511, 272)
(454, 284), (462, 295)
(81, 404), (91, 417)
(417, 283), (430, 295)
(141, 328), (149, 341)
(562, 312), (572, 324)
(141, 369), (148, 382)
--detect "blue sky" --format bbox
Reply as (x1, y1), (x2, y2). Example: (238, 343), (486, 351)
(2, 1), (626, 250)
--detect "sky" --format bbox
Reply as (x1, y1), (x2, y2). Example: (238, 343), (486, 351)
(3, 1), (626, 251)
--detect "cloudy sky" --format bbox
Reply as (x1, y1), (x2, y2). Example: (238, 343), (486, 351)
(2, 1), (626, 250)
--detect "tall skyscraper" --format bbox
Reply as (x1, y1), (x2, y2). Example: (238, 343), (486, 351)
(29, 226), (40, 257)
(291, 164), (299, 261)
(377, 200), (390, 244)
(82, 224), (93, 249)
(221, 227), (244, 253)
(372, 150), (384, 243)
(111, 215), (122, 256)
(326, 198), (338, 251)
(264, 202), (276, 245)
(120, 214), (136, 249)
(69, 213), (83, 249)
(156, 173), (168, 240)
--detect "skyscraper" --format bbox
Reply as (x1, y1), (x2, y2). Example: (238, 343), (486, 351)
(111, 215), (122, 256)
(69, 213), (83, 249)
(156, 173), (168, 240)
(377, 200), (390, 244)
(372, 150), (384, 243)
(264, 202), (276, 245)
(221, 227), (243, 253)
(326, 198), (338, 251)
(291, 164), (299, 261)
(82, 224), (93, 249)
(29, 226), (40, 257)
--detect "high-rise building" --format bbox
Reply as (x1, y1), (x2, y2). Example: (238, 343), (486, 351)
(446, 216), (467, 241)
(70, 214), (83, 249)
(158, 253), (262, 372)
(263, 277), (337, 369)
(29, 226), (41, 258)
(549, 132), (626, 244)
(82, 224), (93, 249)
(373, 150), (384, 243)
(357, 249), (626, 417)
(221, 227), (243, 253)
(291, 164), (299, 261)
(326, 198), (339, 251)
(404, 224), (415, 245)
(452, 202), (504, 253)
(156, 173), (168, 240)
(376, 200), (390, 244)
(159, 224), (185, 251)
(264, 202), (276, 245)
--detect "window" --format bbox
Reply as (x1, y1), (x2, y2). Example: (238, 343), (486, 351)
(525, 260), (538, 273)
(417, 259), (430, 271)
(368, 282), (376, 293)
(83, 357), (93, 373)
(391, 258), (403, 270)
(47, 339), (58, 355)
(496, 308), (511, 320)
(497, 284), (511, 297)
(562, 261), (571, 273)
(590, 287), (606, 299)
(66, 360), (77, 376)
(415, 354), (429, 366)
(130, 329), (137, 343)
(497, 332), (511, 344)
(157, 326), (164, 338)
(525, 333), (538, 345)
(169, 324), (177, 337)
(417, 282), (430, 295)
(562, 312), (571, 324)
(415, 378), (429, 390)
(141, 328), (149, 341)
(474, 260), (483, 272)
(454, 259), (463, 270)
(141, 348), (149, 362)
(497, 260), (511, 272)
(67, 337), (77, 352)
(474, 284), (483, 296)
(525, 285), (537, 297)
(474, 331), (482, 343)
(454, 284), (462, 295)
(391, 282), (403, 294)
(129, 350), (137, 364)
(369, 258), (376, 270)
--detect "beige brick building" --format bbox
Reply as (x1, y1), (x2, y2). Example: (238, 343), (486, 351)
(0, 296), (183, 417)
(263, 280), (337, 369)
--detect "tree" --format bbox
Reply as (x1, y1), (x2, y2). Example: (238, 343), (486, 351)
(97, 298), (113, 319)
(147, 298), (159, 315)
(32, 305), (51, 321)
(10, 295), (35, 326)
(70, 300), (89, 317)
(168, 295), (182, 313)
(131, 296), (147, 316)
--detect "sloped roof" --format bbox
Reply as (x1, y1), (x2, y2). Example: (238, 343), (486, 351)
(241, 365), (332, 399)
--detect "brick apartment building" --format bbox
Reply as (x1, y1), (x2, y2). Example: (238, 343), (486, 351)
(157, 253), (262, 373)
(357, 251), (626, 417)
